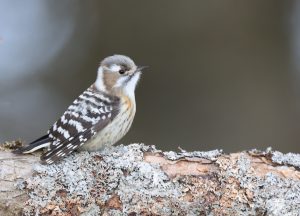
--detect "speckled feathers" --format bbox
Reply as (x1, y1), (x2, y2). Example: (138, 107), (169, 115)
(13, 55), (143, 164)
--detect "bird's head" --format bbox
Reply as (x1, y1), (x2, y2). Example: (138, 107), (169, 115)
(95, 55), (144, 98)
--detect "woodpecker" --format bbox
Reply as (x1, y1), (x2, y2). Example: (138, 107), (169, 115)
(13, 55), (145, 164)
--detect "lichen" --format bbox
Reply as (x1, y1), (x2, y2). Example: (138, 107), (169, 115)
(253, 173), (300, 215)
(163, 149), (223, 161)
(271, 151), (300, 169)
(18, 144), (300, 215)
(210, 151), (300, 215)
(23, 144), (185, 215)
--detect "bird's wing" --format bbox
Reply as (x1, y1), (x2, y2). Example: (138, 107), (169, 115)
(42, 88), (120, 164)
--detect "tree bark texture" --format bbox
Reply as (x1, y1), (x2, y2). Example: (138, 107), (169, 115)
(0, 142), (300, 216)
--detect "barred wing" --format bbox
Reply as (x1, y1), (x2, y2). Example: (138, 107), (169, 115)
(41, 87), (120, 164)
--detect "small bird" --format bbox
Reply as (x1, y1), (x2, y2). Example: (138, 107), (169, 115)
(13, 55), (144, 164)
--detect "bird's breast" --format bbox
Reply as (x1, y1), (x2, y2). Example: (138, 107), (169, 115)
(80, 96), (136, 151)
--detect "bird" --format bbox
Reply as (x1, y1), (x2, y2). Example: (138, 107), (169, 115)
(13, 54), (145, 164)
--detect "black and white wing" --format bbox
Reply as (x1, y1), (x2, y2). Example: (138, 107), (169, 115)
(14, 86), (120, 164)
(42, 87), (120, 164)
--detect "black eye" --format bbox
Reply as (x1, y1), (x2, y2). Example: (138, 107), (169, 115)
(119, 69), (125, 74)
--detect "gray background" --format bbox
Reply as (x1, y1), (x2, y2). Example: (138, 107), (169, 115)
(1, 0), (300, 153)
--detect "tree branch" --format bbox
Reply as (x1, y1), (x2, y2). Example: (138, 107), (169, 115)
(0, 142), (300, 215)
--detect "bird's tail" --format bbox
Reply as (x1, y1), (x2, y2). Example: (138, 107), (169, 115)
(12, 134), (51, 154)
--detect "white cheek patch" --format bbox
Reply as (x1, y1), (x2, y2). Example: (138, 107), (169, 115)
(110, 64), (121, 72)
(114, 76), (128, 88)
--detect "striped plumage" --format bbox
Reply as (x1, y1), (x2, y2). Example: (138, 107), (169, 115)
(13, 55), (143, 164)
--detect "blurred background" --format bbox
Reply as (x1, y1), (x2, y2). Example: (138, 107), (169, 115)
(1, 0), (300, 153)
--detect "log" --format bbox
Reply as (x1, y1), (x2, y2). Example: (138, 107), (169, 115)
(0, 141), (300, 216)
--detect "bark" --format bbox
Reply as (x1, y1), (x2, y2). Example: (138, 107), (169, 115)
(0, 141), (300, 216)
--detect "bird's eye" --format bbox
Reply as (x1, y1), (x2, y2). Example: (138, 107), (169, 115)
(119, 69), (125, 74)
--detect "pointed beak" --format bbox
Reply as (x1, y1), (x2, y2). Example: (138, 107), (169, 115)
(136, 65), (149, 72)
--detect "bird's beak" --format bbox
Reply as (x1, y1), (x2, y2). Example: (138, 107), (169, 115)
(136, 65), (149, 72)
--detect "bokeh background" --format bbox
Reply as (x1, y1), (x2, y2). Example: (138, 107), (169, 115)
(1, 0), (300, 153)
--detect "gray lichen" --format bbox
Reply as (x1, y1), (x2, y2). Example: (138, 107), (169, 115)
(271, 151), (300, 169)
(216, 152), (300, 215)
(163, 149), (222, 161)
(23, 144), (185, 215)
(17, 144), (300, 215)
(255, 173), (300, 215)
